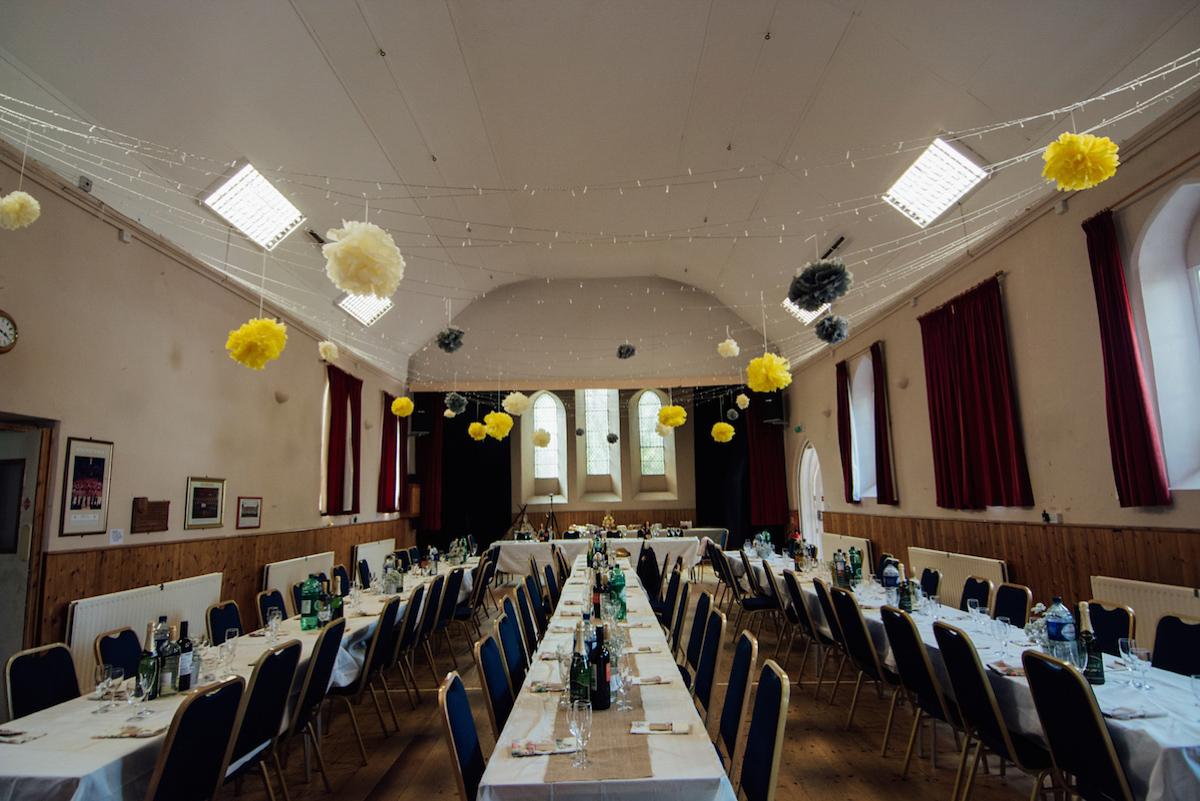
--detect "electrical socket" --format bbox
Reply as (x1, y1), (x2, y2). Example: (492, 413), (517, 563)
(78, 175), (93, 193)
(1046, 512), (1062, 524)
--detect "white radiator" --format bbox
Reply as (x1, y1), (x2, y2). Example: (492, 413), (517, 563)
(820, 532), (874, 575)
(1090, 575), (1200, 652)
(262, 552), (335, 616)
(66, 572), (222, 694)
(907, 547), (1007, 610)
(353, 538), (397, 587)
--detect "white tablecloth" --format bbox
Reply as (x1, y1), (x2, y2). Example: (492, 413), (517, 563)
(478, 554), (736, 801)
(496, 538), (704, 579)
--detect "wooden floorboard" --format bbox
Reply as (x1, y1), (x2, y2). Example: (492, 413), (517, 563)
(218, 575), (1038, 801)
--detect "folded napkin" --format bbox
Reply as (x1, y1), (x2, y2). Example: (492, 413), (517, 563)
(538, 652), (560, 661)
(633, 675), (671, 685)
(622, 646), (661, 655)
(631, 721), (692, 735)
(1103, 707), (1167, 720)
(94, 725), (169, 739)
(0, 730), (44, 744)
(625, 622), (653, 629)
(560, 610), (581, 617)
(529, 681), (564, 693)
(986, 660), (1025, 677)
(562, 600), (582, 606)
(549, 625), (574, 633)
(511, 737), (578, 756)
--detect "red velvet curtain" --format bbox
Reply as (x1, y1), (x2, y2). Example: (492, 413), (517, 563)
(870, 341), (899, 505)
(918, 277), (1033, 509)
(1082, 210), (1171, 507)
(416, 393), (443, 531)
(745, 393), (789, 526)
(325, 364), (362, 515)
(834, 359), (857, 502)
(377, 392), (408, 513)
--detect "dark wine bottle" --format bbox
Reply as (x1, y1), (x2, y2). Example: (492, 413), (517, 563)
(589, 624), (612, 710)
(158, 625), (180, 697)
(176, 620), (193, 692)
(317, 581), (332, 627)
(139, 623), (160, 701)
(330, 576), (344, 619)
(1079, 605), (1106, 685)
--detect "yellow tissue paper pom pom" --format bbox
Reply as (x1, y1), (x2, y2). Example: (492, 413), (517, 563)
(484, 410), (514, 440)
(391, 397), (414, 417)
(0, 190), (41, 230)
(468, 422), (487, 441)
(658, 405), (687, 428)
(1042, 132), (1119, 191)
(225, 318), (287, 370)
(711, 422), (735, 443)
(746, 352), (792, 393)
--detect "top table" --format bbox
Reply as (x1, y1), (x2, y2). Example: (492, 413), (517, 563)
(495, 537), (704, 578)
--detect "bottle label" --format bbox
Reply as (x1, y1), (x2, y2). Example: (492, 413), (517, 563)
(302, 600), (312, 615)
(178, 653), (192, 676)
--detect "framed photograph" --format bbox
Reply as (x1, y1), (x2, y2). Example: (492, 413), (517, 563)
(184, 477), (225, 530)
(60, 438), (114, 536)
(236, 496), (262, 530)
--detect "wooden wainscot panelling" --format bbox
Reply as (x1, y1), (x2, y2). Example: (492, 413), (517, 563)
(37, 518), (413, 645)
(824, 512), (1200, 609)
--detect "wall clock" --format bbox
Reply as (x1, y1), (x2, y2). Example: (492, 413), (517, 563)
(0, 310), (16, 353)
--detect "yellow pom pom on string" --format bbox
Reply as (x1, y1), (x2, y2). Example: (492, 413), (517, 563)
(658, 405), (687, 428)
(746, 352), (792, 393)
(1041, 132), (1119, 191)
(225, 318), (287, 370)
(711, 422), (735, 443)
(484, 411), (514, 440)
(391, 397), (414, 417)
(468, 422), (487, 441)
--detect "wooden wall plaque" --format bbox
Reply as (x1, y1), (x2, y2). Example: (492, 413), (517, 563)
(131, 497), (170, 533)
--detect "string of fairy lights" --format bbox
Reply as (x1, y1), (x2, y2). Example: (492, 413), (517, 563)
(2, 44), (1199, 391)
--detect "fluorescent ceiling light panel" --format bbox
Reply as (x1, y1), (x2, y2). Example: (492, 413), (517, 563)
(882, 138), (987, 228)
(201, 161), (304, 250)
(781, 298), (830, 325)
(338, 292), (393, 327)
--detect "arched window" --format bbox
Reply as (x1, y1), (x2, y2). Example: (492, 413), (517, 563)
(628, 389), (677, 500)
(532, 393), (559, 479)
(520, 391), (567, 503)
(575, 389), (621, 501)
(636, 391), (665, 476)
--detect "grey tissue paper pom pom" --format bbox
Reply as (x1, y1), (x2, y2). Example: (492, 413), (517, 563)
(436, 326), (465, 353)
(445, 392), (468, 414)
(815, 314), (850, 345)
(617, 343), (636, 359)
(575, 427), (585, 436)
(726, 408), (739, 421)
(607, 432), (619, 444)
(788, 260), (853, 312)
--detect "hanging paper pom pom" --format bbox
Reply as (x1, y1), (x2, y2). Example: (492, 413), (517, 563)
(318, 340), (339, 361)
(322, 220), (405, 298)
(445, 392), (468, 415)
(1042, 132), (1119, 191)
(468, 422), (487, 441)
(711, 422), (735, 443)
(655, 422), (671, 437)
(436, 326), (465, 353)
(0, 191), (41, 230)
(575, 427), (585, 436)
(502, 392), (531, 416)
(658, 405), (687, 428)
(532, 429), (551, 447)
(444, 409), (457, 418)
(391, 397), (414, 417)
(607, 432), (619, 444)
(717, 338), (740, 358)
(746, 352), (792, 393)
(736, 393), (750, 410)
(484, 410), (514, 440)
(226, 318), (287, 370)
(815, 314), (850, 345)
(788, 260), (853, 311)
(726, 408), (739, 421)
(617, 343), (636, 359)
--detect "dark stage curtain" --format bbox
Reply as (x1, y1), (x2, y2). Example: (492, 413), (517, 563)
(1082, 210), (1171, 507)
(324, 364), (362, 515)
(745, 392), (789, 529)
(693, 388), (750, 549)
(377, 392), (408, 513)
(834, 359), (857, 503)
(435, 404), (512, 550)
(415, 393), (443, 532)
(918, 277), (1032, 510)
(871, 341), (899, 505)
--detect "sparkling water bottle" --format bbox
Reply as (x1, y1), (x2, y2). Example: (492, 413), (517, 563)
(1044, 596), (1076, 660)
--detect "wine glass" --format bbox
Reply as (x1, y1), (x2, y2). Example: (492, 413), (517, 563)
(1118, 637), (1136, 686)
(976, 608), (990, 633)
(930, 596), (942, 621)
(967, 598), (980, 628)
(266, 608), (283, 642)
(1069, 640), (1089, 671)
(1132, 647), (1153, 690)
(994, 616), (1011, 657)
(92, 664), (112, 714)
(555, 643), (572, 709)
(616, 653), (634, 711)
(569, 700), (592, 768)
(218, 639), (235, 678)
(127, 674), (154, 720)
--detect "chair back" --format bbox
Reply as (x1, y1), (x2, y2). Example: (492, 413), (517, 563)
(287, 618), (346, 741)
(1079, 600), (1134, 656)
(959, 576), (993, 612)
(920, 567), (941, 598)
(408, 546), (420, 565)
(496, 607), (528, 693)
(473, 633), (514, 739)
(693, 607), (727, 722)
(256, 589), (287, 629)
(811, 578), (845, 648)
(670, 580), (690, 656)
(522, 574), (547, 636)
(94, 627), (142, 681)
(544, 563), (561, 607)
(527, 555), (545, 599)
(207, 600), (243, 645)
(396, 583), (427, 654)
(5, 643), (80, 719)
(875, 552), (896, 580)
(993, 582), (1033, 627)
(439, 671), (486, 801)
(1022, 650), (1134, 801)
(880, 606), (956, 725)
(358, 559), (372, 587)
(345, 597), (401, 698)
(418, 574), (447, 639)
(290, 582), (304, 617)
(830, 587), (886, 682)
(396, 549), (412, 570)
(761, 561), (784, 608)
(1151, 614), (1200, 675)
(683, 591), (713, 674)
(514, 584), (540, 658)
(717, 630), (758, 764)
(782, 570), (825, 644)
(637, 545), (661, 598)
(658, 568), (682, 626)
(435, 569), (466, 632)
(228, 640), (302, 773)
(332, 564), (351, 595)
(144, 675), (245, 801)
(740, 550), (766, 597)
(554, 547), (571, 584)
(738, 660), (790, 801)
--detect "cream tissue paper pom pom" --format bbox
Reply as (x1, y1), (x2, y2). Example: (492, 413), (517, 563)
(444, 408), (457, 418)
(532, 429), (551, 447)
(736, 393), (750, 410)
(318, 340), (339, 361)
(322, 220), (405, 298)
(717, 338), (740, 358)
(0, 191), (41, 230)
(502, 392), (531, 416)
(655, 422), (671, 438)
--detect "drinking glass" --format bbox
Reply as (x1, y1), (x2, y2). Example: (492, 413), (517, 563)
(976, 608), (990, 633)
(218, 640), (235, 678)
(192, 637), (211, 684)
(1118, 637), (1136, 685)
(267, 608), (283, 642)
(616, 653), (634, 711)
(994, 617), (1011, 656)
(569, 700), (592, 768)
(930, 596), (941, 621)
(1132, 647), (1153, 690)
(127, 675), (154, 720)
(107, 667), (123, 706)
(1070, 641), (1089, 671)
(967, 598), (980, 629)
(93, 664), (112, 714)
(556, 643), (572, 709)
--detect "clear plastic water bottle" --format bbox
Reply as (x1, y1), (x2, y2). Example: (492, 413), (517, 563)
(1044, 596), (1076, 660)
(882, 560), (901, 606)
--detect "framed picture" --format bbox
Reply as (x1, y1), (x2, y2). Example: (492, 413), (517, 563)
(236, 496), (262, 530)
(184, 477), (225, 530)
(60, 438), (114, 536)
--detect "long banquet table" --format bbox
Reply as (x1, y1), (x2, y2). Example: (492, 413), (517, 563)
(478, 553), (736, 801)
(495, 536), (704, 578)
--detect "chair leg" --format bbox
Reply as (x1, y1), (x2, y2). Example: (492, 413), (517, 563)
(336, 696), (369, 766)
(827, 653), (847, 704)
(442, 629), (460, 669)
(257, 759), (279, 801)
(845, 671), (864, 728)
(376, 673), (401, 733)
(880, 685), (901, 756)
(271, 749), (291, 801)
(901, 708), (923, 779)
(304, 722), (334, 792)
(959, 739), (985, 801)
(423, 640), (440, 683)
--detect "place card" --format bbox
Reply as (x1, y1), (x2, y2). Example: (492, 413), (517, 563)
(622, 646), (661, 655)
(93, 724), (169, 739)
(1103, 707), (1166, 720)
(633, 675), (671, 685)
(549, 625), (574, 633)
(530, 681), (564, 693)
(631, 720), (692, 735)
(538, 652), (559, 661)
(0, 730), (44, 744)
(985, 660), (1025, 677)
(562, 600), (582, 606)
(511, 737), (578, 756)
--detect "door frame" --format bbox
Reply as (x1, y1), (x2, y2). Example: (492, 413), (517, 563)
(0, 422), (52, 648)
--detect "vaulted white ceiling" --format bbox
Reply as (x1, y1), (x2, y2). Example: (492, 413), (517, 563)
(2, 1), (1198, 387)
